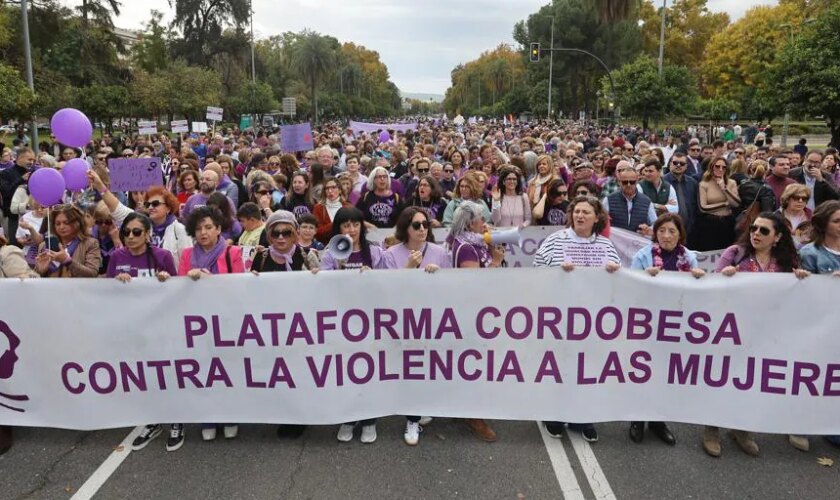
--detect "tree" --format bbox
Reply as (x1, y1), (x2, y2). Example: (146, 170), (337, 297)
(637, 0), (730, 72)
(589, 0), (642, 23)
(132, 11), (172, 73)
(226, 80), (279, 119)
(700, 3), (802, 110)
(775, 4), (840, 147)
(75, 85), (129, 133)
(0, 63), (36, 122)
(170, 0), (249, 65)
(606, 54), (696, 129)
(77, 0), (122, 28)
(289, 31), (336, 123)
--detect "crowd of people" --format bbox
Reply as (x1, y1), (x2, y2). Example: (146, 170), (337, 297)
(1, 118), (839, 456)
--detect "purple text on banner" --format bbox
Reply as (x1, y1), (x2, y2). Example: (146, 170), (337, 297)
(108, 158), (164, 192)
(280, 123), (315, 153)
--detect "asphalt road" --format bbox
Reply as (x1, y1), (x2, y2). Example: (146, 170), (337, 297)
(2, 418), (839, 500)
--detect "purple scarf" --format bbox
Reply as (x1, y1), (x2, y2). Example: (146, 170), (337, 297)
(152, 214), (176, 248)
(269, 244), (297, 271)
(190, 237), (226, 273)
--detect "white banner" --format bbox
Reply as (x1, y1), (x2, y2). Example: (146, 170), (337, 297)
(1, 269), (838, 433)
(367, 226), (726, 272)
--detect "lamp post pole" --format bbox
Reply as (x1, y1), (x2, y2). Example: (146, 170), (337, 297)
(21, 0), (38, 146)
(547, 16), (555, 119)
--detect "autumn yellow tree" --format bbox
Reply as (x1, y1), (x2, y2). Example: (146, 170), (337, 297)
(443, 44), (525, 116)
(699, 3), (803, 103)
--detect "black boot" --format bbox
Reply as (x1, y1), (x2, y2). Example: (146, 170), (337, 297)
(648, 421), (676, 446)
(629, 421), (645, 443)
(277, 424), (307, 439)
(0, 425), (12, 455)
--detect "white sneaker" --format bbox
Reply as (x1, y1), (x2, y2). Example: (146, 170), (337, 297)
(404, 421), (420, 446)
(360, 424), (377, 444)
(202, 426), (217, 441)
(337, 424), (354, 442)
(223, 425), (238, 439)
(419, 416), (433, 426)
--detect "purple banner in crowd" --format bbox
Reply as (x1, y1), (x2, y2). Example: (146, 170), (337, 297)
(348, 121), (418, 134)
(108, 158), (163, 192)
(280, 122), (315, 153)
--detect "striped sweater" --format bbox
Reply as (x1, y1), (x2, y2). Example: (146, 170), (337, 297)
(533, 228), (620, 268)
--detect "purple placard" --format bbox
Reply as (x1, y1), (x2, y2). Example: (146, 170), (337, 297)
(280, 122), (314, 153)
(108, 158), (163, 192)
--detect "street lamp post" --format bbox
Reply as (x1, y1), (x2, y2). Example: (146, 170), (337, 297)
(658, 0), (666, 75)
(548, 16), (555, 119)
(21, 0), (38, 146)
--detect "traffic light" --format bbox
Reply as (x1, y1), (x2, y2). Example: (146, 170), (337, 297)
(529, 43), (540, 63)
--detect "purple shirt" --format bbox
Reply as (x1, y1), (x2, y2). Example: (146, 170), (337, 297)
(383, 243), (452, 269)
(106, 246), (177, 278)
(320, 245), (385, 270)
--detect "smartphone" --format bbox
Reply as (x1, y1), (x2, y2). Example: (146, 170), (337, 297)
(45, 236), (59, 252)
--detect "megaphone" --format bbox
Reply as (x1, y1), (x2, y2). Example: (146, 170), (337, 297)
(327, 234), (354, 260)
(483, 227), (523, 247)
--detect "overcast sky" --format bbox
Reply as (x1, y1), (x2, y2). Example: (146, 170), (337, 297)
(65, 0), (778, 94)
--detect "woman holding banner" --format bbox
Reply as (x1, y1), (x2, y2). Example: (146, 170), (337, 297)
(533, 196), (620, 443)
(320, 207), (384, 443)
(446, 201), (505, 442)
(383, 207), (450, 445)
(177, 206), (245, 446)
(797, 201), (840, 450)
(629, 213), (704, 446)
(709, 211), (808, 457)
(249, 210), (316, 440)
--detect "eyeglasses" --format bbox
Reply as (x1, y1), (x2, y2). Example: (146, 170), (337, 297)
(735, 151), (745, 155)
(690, 147), (700, 151)
(713, 164), (727, 170)
(144, 200), (164, 209)
(255, 190), (271, 196)
(324, 185), (339, 191)
(375, 174), (389, 179)
(410, 221), (430, 230)
(671, 161), (686, 166)
(791, 195), (810, 202)
(505, 176), (518, 181)
(576, 190), (590, 196)
(620, 180), (637, 186)
(270, 229), (294, 239)
(444, 169), (454, 173)
(749, 224), (772, 236)
(417, 168), (429, 173)
(121, 228), (144, 237)
(269, 162), (281, 167)
(95, 219), (112, 225)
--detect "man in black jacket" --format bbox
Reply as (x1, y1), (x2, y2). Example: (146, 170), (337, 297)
(789, 150), (840, 210)
(0, 148), (35, 245)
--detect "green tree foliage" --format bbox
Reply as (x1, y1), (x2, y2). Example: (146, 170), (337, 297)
(512, 0), (642, 118)
(170, 0), (249, 66)
(0, 63), (36, 122)
(774, 4), (840, 147)
(132, 11), (172, 73)
(606, 54), (696, 129)
(637, 0), (729, 72)
(289, 31), (337, 124)
(226, 81), (279, 117)
(443, 44), (525, 117)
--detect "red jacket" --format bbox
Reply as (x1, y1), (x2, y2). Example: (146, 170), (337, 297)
(313, 202), (352, 244)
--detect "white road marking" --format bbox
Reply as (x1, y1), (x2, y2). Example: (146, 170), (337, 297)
(568, 431), (618, 500)
(537, 422), (586, 500)
(70, 426), (144, 500)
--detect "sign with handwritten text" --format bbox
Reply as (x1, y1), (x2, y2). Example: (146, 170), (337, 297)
(108, 158), (163, 192)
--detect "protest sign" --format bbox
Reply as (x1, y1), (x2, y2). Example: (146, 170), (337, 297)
(206, 106), (223, 122)
(192, 122), (208, 133)
(1, 268), (838, 432)
(280, 123), (314, 153)
(138, 120), (158, 135)
(107, 158), (163, 192)
(171, 120), (189, 133)
(348, 121), (418, 134)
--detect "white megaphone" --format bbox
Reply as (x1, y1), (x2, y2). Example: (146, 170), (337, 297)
(327, 234), (354, 260)
(483, 227), (523, 247)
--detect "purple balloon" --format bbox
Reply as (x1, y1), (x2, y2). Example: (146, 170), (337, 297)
(51, 108), (93, 148)
(379, 130), (390, 143)
(29, 168), (66, 207)
(62, 158), (89, 191)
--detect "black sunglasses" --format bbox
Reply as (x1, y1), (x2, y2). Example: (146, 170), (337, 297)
(255, 190), (271, 196)
(620, 180), (637, 186)
(144, 200), (164, 209)
(417, 168), (430, 173)
(671, 161), (686, 166)
(576, 190), (590, 196)
(271, 229), (294, 239)
(749, 224), (772, 236)
(122, 228), (144, 237)
(554, 190), (568, 197)
(410, 221), (430, 230)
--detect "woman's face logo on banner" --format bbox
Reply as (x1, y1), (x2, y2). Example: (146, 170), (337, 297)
(0, 321), (20, 380)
